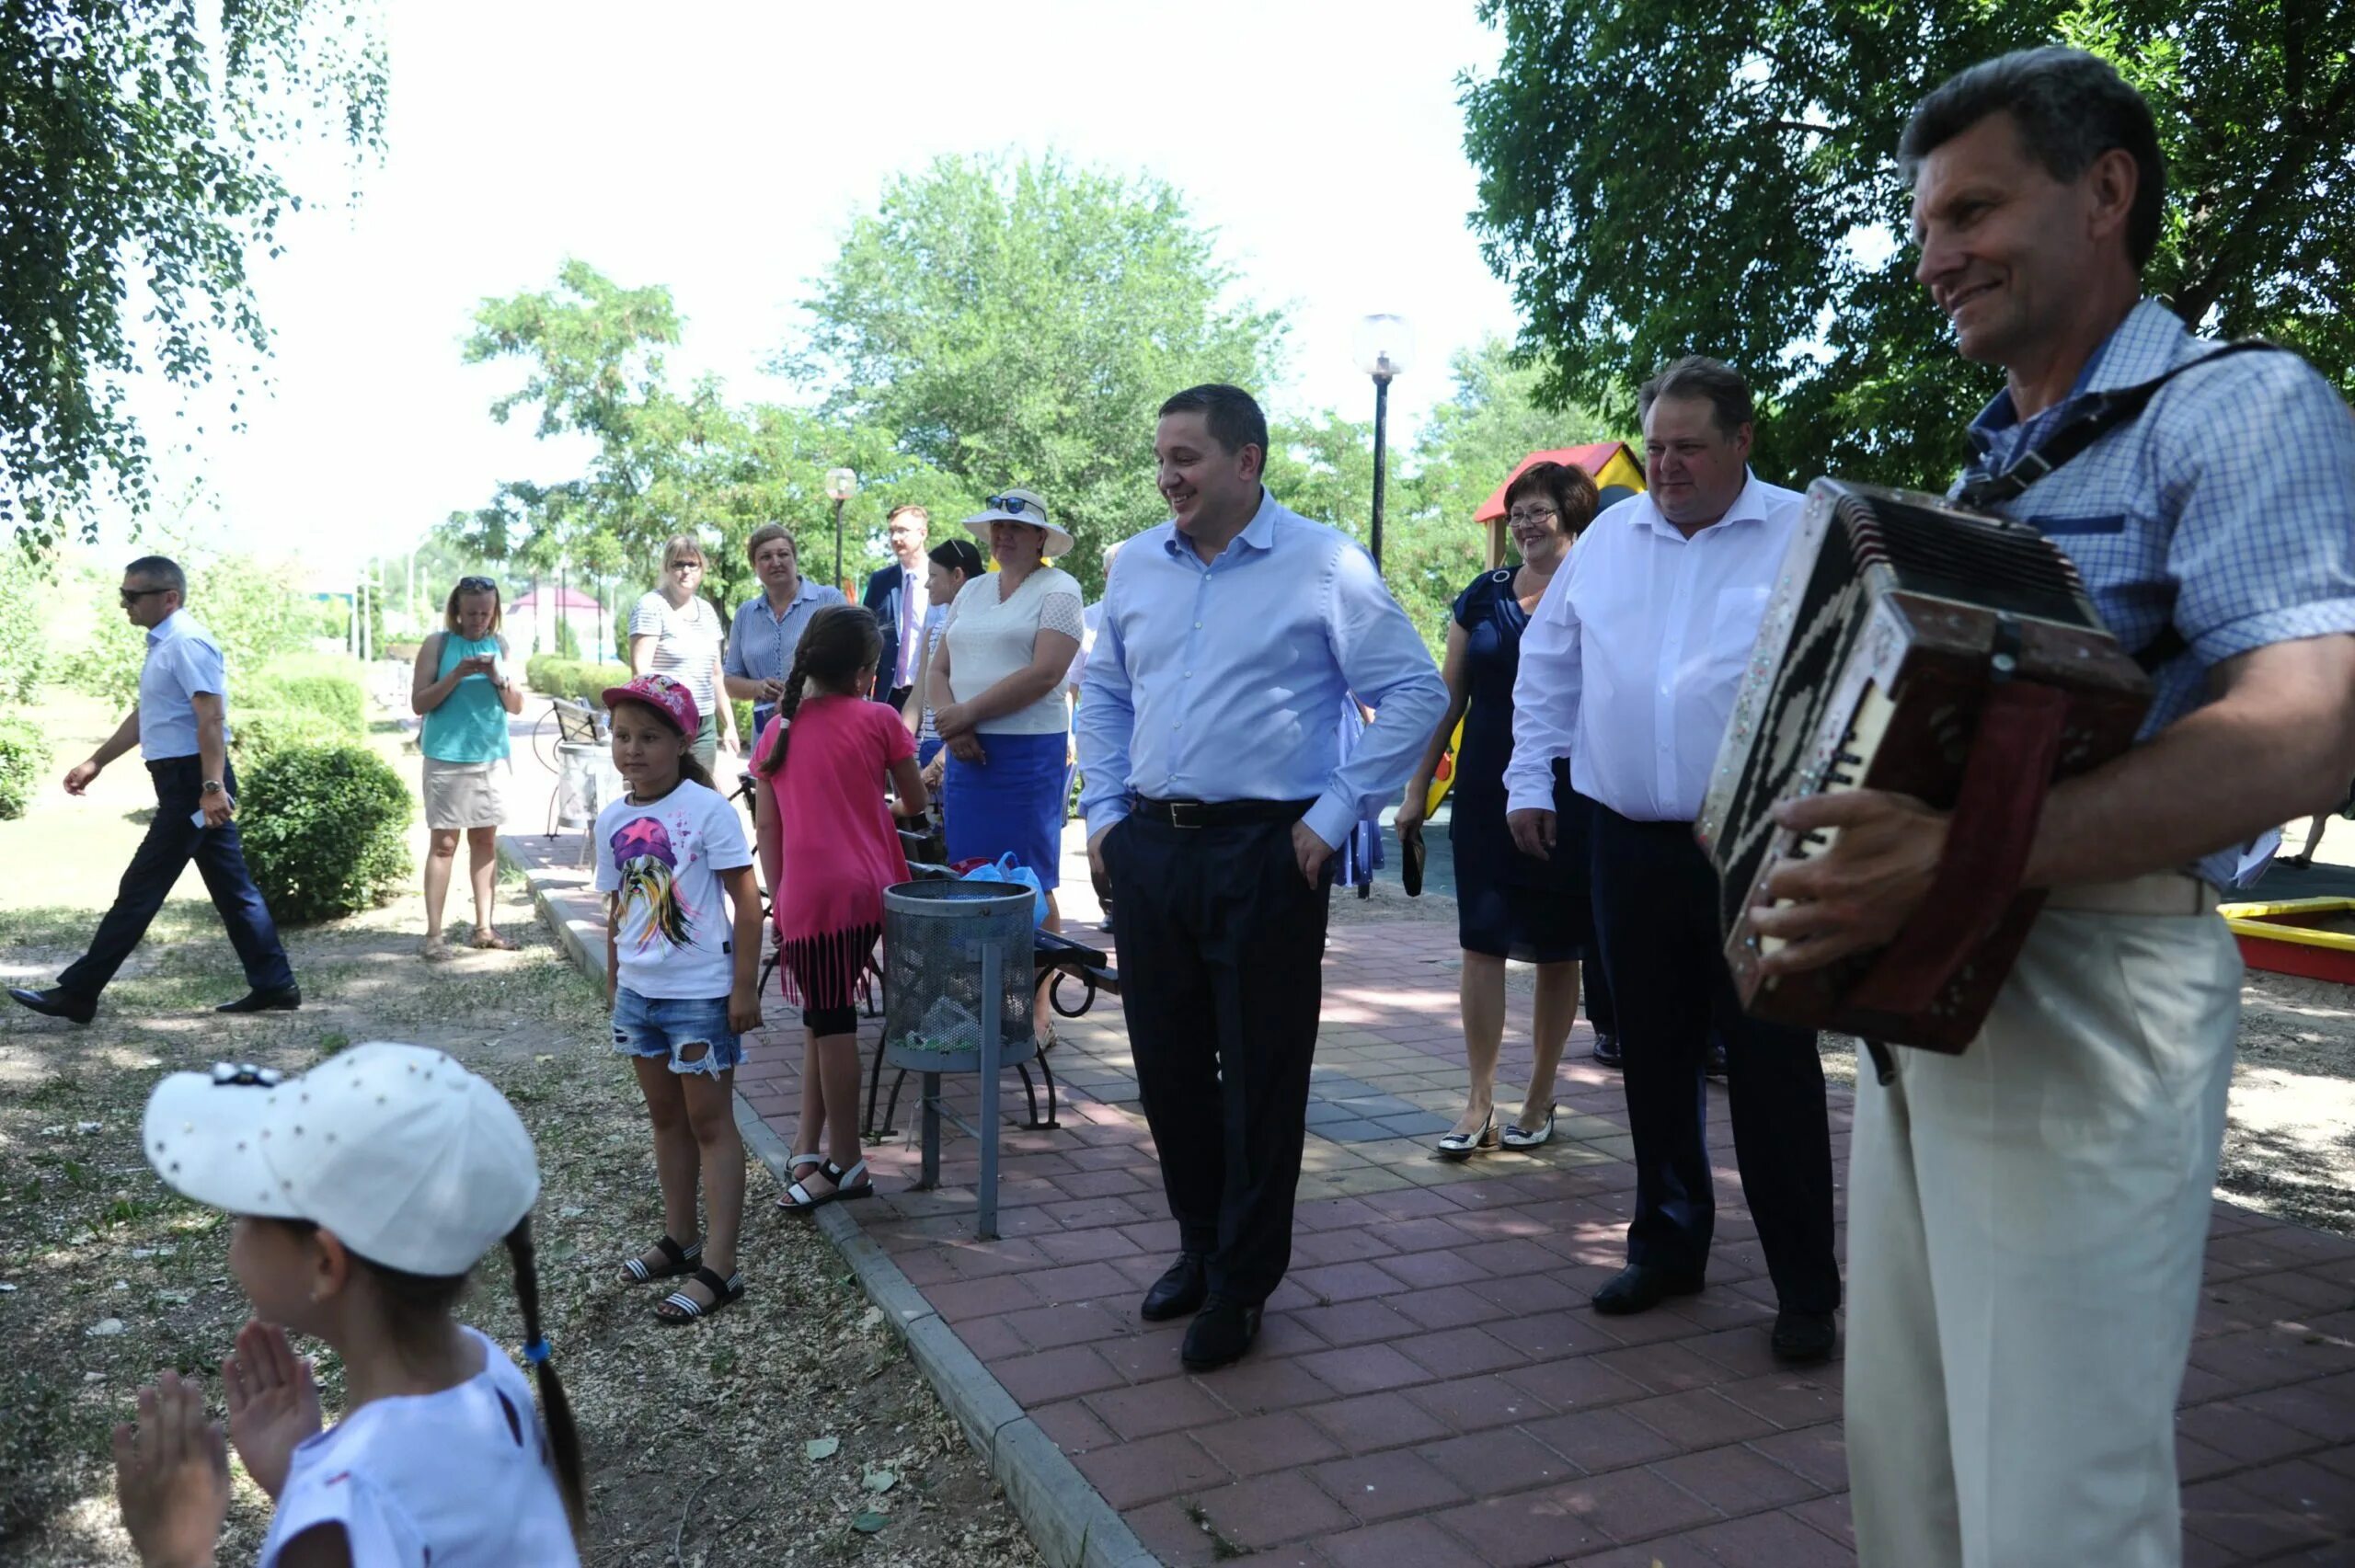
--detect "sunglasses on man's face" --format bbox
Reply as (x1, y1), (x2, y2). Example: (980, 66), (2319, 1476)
(119, 587), (168, 605)
(985, 495), (1044, 521)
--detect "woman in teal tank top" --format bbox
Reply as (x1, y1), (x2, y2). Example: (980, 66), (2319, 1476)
(411, 577), (524, 959)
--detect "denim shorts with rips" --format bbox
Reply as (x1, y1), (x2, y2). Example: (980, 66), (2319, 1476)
(611, 987), (742, 1078)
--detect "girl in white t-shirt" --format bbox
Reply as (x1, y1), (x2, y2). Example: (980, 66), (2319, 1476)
(111, 1043), (583, 1568)
(592, 673), (764, 1323)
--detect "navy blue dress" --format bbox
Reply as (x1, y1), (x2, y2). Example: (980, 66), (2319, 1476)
(1448, 567), (1592, 963)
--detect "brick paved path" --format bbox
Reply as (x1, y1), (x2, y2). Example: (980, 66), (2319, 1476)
(506, 804), (2355, 1565)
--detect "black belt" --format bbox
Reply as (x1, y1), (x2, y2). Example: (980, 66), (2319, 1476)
(1132, 795), (1315, 830)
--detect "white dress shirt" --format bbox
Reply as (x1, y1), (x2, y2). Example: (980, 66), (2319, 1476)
(1506, 473), (1803, 823)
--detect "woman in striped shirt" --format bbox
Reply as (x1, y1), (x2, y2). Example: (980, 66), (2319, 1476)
(628, 535), (739, 773)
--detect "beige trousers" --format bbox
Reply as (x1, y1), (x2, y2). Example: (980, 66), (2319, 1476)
(1846, 898), (2241, 1568)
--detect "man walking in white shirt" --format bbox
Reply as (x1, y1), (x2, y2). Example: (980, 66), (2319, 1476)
(1506, 358), (1839, 1364)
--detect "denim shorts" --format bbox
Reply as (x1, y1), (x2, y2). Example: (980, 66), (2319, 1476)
(611, 987), (742, 1078)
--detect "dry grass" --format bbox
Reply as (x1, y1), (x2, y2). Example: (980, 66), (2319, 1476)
(0, 681), (1039, 1566)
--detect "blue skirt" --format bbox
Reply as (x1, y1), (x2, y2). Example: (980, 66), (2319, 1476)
(944, 730), (1066, 891)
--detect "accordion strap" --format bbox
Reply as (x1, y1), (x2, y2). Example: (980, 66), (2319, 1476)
(1954, 341), (2280, 511)
(1844, 678), (2068, 1019)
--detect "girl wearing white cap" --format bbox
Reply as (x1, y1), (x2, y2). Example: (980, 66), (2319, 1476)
(110, 1043), (583, 1566)
(925, 489), (1084, 1031)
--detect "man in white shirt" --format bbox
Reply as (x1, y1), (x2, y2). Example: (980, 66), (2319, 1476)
(1506, 358), (1839, 1365)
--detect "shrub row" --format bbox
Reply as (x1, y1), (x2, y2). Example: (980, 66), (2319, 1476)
(0, 716), (52, 820)
(525, 656), (632, 708)
(234, 653), (368, 769)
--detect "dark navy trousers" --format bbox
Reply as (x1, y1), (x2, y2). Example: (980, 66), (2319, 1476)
(1107, 813), (1331, 1306)
(1589, 805), (1840, 1314)
(58, 757), (295, 1001)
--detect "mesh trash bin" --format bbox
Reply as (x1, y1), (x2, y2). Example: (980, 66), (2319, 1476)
(881, 880), (1038, 1068)
(879, 879), (1040, 1238)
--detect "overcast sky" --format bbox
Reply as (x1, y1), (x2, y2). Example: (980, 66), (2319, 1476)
(104, 0), (1525, 580)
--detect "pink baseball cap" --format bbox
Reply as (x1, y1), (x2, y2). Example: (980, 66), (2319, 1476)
(602, 672), (701, 736)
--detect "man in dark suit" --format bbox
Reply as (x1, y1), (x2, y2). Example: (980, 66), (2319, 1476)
(863, 504), (931, 708)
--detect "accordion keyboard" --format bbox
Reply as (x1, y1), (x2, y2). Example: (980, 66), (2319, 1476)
(1755, 681), (1897, 964)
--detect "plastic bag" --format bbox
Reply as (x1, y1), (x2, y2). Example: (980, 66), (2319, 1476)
(960, 853), (1049, 926)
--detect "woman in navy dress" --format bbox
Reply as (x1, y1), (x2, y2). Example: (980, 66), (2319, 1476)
(1399, 461), (1605, 1157)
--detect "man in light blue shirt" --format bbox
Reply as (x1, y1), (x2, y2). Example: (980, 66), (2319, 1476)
(723, 524), (844, 741)
(10, 555), (297, 1024)
(1076, 383), (1445, 1372)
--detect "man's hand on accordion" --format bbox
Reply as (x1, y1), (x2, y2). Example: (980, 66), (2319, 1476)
(1750, 789), (1952, 975)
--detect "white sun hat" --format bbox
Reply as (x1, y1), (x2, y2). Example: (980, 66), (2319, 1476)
(961, 487), (1074, 558)
(141, 1042), (540, 1277)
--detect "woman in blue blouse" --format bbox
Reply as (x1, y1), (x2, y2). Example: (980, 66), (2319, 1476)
(1398, 463), (1603, 1157)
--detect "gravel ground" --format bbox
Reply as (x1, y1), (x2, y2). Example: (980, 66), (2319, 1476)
(0, 687), (1039, 1567)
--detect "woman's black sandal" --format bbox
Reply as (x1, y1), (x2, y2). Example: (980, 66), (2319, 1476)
(654, 1265), (745, 1324)
(618, 1234), (702, 1284)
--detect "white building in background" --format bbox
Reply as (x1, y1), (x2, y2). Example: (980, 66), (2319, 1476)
(508, 585), (609, 658)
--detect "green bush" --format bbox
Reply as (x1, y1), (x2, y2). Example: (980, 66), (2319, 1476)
(231, 707), (349, 768)
(555, 616), (582, 659)
(0, 717), (52, 820)
(246, 652), (366, 738)
(525, 657), (629, 707)
(0, 568), (50, 702)
(238, 743), (414, 923)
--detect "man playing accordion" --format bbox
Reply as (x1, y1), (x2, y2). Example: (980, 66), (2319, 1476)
(1752, 48), (2355, 1567)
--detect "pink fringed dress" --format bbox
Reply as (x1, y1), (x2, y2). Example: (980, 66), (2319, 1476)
(758, 695), (914, 1013)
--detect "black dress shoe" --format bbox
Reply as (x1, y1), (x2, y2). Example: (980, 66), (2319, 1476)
(1180, 1296), (1261, 1372)
(1771, 1310), (1838, 1365)
(1591, 1033), (1623, 1068)
(8, 987), (95, 1024)
(1591, 1263), (1706, 1316)
(215, 986), (301, 1015)
(1140, 1253), (1208, 1322)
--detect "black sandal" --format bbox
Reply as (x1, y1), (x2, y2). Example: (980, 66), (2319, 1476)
(777, 1158), (873, 1214)
(654, 1265), (745, 1324)
(618, 1233), (702, 1284)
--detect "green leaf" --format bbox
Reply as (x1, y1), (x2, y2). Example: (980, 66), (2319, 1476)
(851, 1511), (887, 1534)
(804, 1436), (839, 1460)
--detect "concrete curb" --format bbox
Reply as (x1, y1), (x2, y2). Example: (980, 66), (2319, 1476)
(502, 838), (1155, 1568)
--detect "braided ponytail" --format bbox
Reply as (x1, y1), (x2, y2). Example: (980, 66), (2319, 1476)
(504, 1217), (587, 1537)
(755, 639), (816, 779)
(755, 605), (882, 779)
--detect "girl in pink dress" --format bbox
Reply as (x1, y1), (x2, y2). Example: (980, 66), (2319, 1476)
(752, 606), (927, 1210)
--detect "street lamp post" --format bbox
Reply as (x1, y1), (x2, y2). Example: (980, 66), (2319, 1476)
(1352, 315), (1414, 573)
(825, 467), (860, 595)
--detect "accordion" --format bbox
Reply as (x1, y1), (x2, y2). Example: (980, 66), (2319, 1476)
(1694, 479), (2151, 1052)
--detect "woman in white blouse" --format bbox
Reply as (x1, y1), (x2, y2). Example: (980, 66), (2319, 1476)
(927, 489), (1085, 972)
(627, 533), (738, 771)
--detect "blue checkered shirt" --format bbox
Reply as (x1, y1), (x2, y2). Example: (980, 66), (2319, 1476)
(1959, 298), (2355, 887)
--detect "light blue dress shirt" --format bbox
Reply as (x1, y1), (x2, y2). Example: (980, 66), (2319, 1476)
(137, 609), (228, 761)
(1959, 298), (2355, 887)
(1075, 489), (1447, 851)
(725, 577), (845, 729)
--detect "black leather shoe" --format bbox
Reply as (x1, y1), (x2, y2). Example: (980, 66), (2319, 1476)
(1771, 1310), (1838, 1365)
(1591, 1263), (1706, 1316)
(1180, 1296), (1261, 1372)
(215, 986), (301, 1015)
(1591, 1033), (1623, 1068)
(8, 987), (95, 1024)
(1140, 1253), (1208, 1322)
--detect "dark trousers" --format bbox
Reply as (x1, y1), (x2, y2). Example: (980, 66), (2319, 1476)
(1590, 806), (1839, 1313)
(1584, 953), (1615, 1036)
(883, 684), (913, 711)
(1107, 814), (1331, 1304)
(58, 758), (295, 1001)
